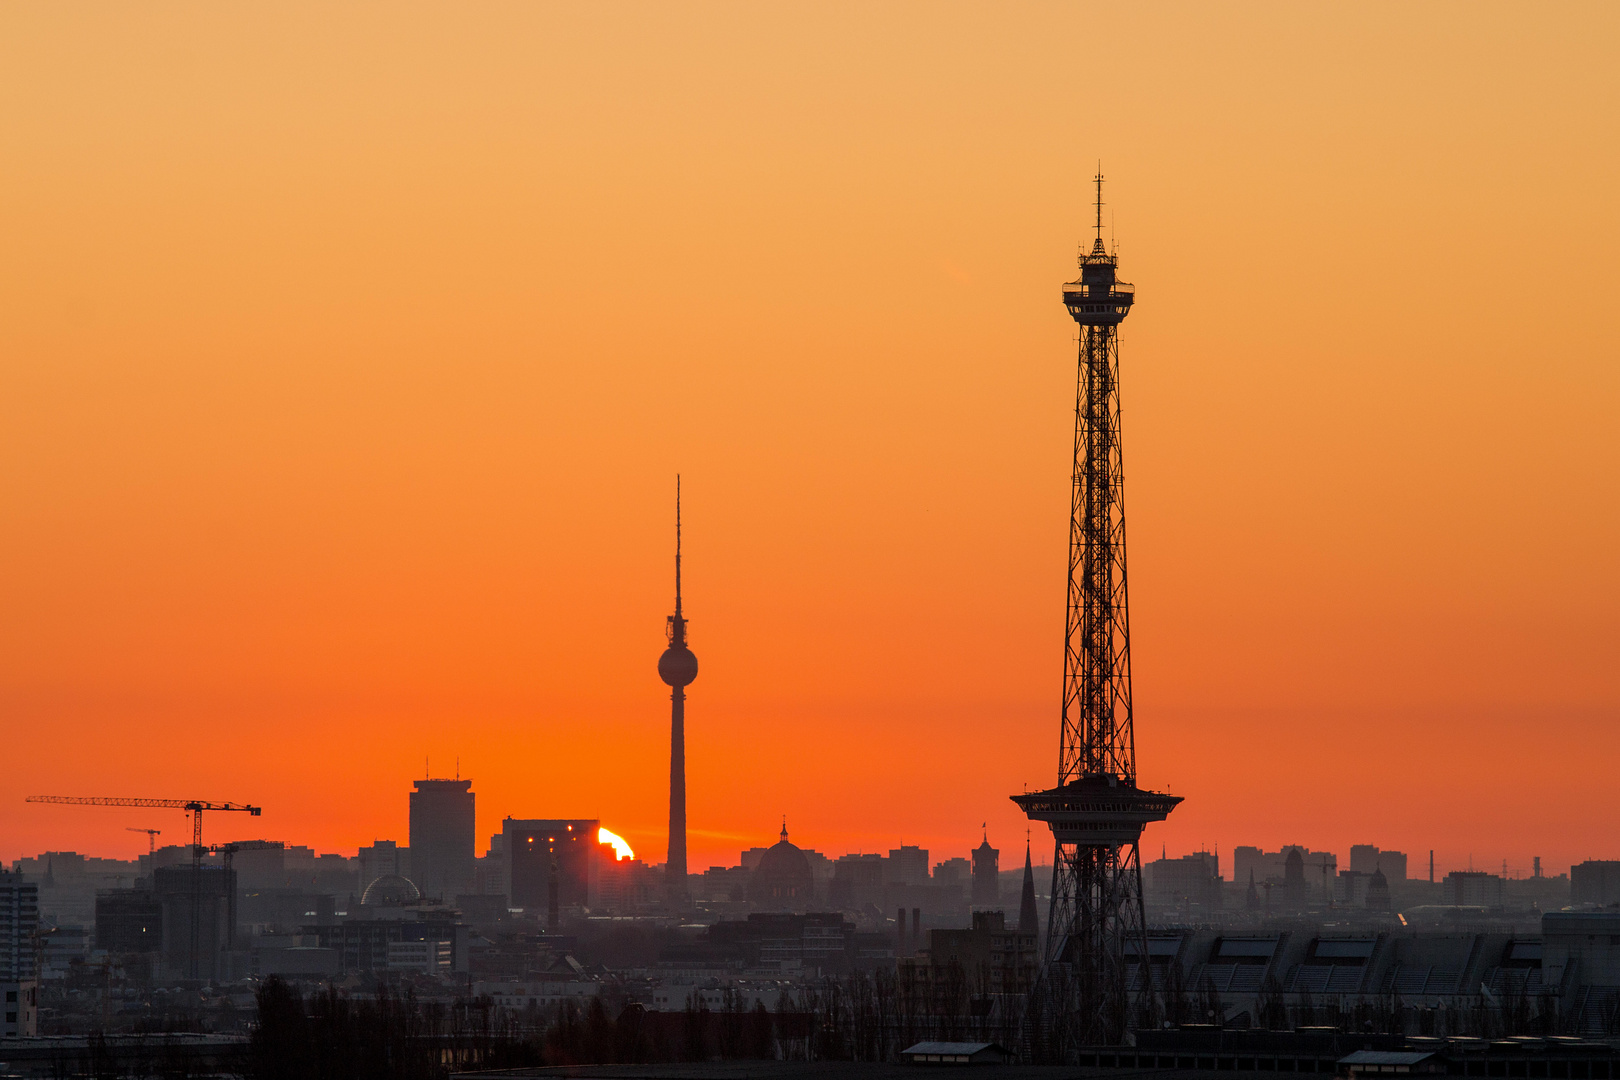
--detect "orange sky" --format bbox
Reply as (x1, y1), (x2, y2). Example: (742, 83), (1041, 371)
(2, 3), (1617, 879)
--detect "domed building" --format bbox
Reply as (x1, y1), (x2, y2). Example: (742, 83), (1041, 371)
(748, 822), (815, 910)
(360, 874), (421, 907)
(1366, 866), (1391, 911)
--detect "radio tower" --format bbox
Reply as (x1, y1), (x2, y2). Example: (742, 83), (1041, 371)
(658, 477), (698, 906)
(1012, 171), (1181, 1051)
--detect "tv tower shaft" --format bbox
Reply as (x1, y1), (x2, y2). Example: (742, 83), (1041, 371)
(658, 477), (699, 905)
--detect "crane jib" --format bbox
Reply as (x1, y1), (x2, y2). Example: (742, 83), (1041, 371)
(25, 793), (265, 980)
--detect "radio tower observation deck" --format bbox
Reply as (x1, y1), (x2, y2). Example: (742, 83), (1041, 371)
(1011, 171), (1181, 1052)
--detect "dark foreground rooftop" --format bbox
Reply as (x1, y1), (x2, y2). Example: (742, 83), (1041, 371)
(450, 1035), (1620, 1080)
(451, 1067), (1214, 1080)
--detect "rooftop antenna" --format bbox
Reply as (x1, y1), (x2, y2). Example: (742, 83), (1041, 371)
(455, 757), (460, 780)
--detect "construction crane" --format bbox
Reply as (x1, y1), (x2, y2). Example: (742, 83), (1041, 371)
(1314, 855), (1336, 908)
(212, 838), (283, 861)
(27, 797), (259, 854)
(26, 795), (262, 980)
(126, 827), (162, 855)
(210, 841), (284, 951)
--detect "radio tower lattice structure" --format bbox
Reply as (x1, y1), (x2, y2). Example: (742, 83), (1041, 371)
(1012, 171), (1181, 1053)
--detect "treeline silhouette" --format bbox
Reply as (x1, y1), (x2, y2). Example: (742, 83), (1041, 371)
(248, 962), (1028, 1078)
(247, 962), (1596, 1079)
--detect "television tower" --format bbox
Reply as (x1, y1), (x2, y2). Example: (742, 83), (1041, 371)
(657, 477), (698, 904)
(1011, 171), (1181, 1050)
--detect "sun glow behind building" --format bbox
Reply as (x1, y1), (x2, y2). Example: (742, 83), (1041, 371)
(599, 828), (633, 861)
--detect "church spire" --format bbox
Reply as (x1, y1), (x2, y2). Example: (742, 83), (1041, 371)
(1018, 835), (1039, 933)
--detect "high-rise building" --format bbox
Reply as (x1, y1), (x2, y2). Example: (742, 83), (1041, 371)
(658, 478), (698, 905)
(1284, 849), (1308, 903)
(1443, 870), (1506, 908)
(409, 778), (476, 902)
(1012, 173), (1180, 1049)
(933, 857), (971, 897)
(155, 865), (235, 982)
(829, 853), (884, 910)
(972, 833), (1000, 909)
(1349, 844), (1408, 881)
(0, 872), (38, 982)
(503, 818), (603, 926)
(887, 846), (930, 886)
(0, 871), (39, 1037)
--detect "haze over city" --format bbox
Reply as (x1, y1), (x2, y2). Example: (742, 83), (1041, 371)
(3, 3), (1617, 890)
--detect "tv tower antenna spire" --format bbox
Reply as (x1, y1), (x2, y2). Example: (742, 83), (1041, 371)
(1013, 170), (1181, 1054)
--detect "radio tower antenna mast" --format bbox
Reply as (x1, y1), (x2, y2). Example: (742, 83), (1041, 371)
(1012, 170), (1181, 1054)
(1094, 162), (1105, 244)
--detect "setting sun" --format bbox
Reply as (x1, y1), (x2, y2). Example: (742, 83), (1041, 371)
(599, 827), (634, 862)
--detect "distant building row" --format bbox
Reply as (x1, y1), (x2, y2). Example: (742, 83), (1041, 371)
(1145, 847), (1620, 914)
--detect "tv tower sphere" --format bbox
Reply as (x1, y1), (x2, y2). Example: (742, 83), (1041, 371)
(658, 642), (697, 687)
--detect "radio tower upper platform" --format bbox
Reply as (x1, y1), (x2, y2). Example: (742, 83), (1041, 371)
(1062, 168), (1134, 329)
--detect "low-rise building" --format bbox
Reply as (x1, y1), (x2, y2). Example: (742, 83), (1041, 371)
(95, 889), (162, 954)
(921, 910), (1038, 993)
(1442, 871), (1506, 908)
(1571, 861), (1620, 907)
(387, 939), (452, 974)
(661, 912), (861, 976)
(477, 979), (605, 1009)
(305, 911), (467, 973)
